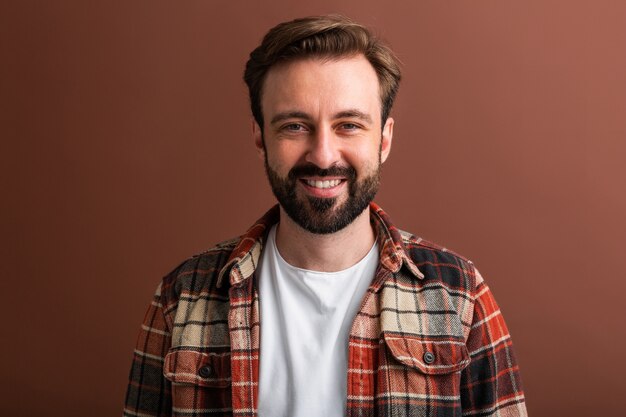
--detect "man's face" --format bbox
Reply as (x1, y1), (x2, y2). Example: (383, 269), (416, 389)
(254, 55), (393, 234)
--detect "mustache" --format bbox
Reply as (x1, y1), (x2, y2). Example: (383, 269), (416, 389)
(287, 163), (356, 180)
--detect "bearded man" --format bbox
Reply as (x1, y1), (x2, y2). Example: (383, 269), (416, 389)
(124, 15), (527, 417)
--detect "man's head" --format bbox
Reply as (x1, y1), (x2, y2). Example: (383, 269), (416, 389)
(244, 16), (401, 234)
(244, 15), (401, 131)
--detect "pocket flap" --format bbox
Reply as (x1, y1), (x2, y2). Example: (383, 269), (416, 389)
(383, 333), (470, 375)
(164, 349), (231, 387)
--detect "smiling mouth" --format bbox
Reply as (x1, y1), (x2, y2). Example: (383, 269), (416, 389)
(302, 179), (344, 189)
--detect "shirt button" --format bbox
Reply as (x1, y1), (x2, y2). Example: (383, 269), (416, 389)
(198, 365), (213, 378)
(423, 351), (435, 364)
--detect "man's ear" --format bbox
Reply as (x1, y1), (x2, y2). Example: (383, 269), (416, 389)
(380, 117), (394, 163)
(252, 119), (265, 160)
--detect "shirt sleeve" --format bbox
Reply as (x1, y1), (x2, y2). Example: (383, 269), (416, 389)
(124, 282), (173, 416)
(460, 268), (528, 416)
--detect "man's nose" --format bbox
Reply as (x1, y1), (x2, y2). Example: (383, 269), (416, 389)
(304, 127), (341, 169)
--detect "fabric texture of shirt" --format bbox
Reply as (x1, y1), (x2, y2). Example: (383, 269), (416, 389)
(257, 224), (378, 417)
(124, 203), (527, 417)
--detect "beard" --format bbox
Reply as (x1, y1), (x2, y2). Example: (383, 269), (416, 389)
(265, 158), (381, 234)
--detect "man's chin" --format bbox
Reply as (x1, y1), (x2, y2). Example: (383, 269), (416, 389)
(280, 202), (342, 234)
(281, 197), (372, 235)
(306, 196), (337, 213)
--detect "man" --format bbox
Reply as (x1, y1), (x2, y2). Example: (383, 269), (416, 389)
(124, 15), (527, 417)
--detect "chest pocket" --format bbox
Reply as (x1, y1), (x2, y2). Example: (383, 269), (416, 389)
(378, 332), (470, 415)
(164, 348), (231, 387)
(163, 348), (232, 415)
(383, 333), (470, 375)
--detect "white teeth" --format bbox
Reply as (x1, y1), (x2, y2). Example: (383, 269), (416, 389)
(305, 179), (341, 189)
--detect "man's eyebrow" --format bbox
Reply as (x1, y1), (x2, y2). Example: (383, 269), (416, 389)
(270, 111), (311, 125)
(269, 109), (374, 125)
(334, 109), (373, 124)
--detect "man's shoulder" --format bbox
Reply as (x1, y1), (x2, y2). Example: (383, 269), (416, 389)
(399, 229), (473, 263)
(397, 229), (477, 288)
(158, 236), (242, 302)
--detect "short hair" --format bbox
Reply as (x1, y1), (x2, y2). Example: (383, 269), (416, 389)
(243, 15), (402, 130)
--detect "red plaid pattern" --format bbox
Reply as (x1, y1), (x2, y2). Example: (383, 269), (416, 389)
(124, 204), (527, 416)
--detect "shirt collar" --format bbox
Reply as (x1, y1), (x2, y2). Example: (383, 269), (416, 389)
(216, 203), (424, 288)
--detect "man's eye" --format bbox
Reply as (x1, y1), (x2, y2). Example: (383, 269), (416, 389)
(341, 123), (359, 130)
(284, 123), (304, 131)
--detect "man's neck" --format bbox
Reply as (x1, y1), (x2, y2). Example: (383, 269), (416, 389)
(274, 206), (376, 272)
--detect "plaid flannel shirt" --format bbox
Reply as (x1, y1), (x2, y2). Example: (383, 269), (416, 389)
(124, 203), (527, 417)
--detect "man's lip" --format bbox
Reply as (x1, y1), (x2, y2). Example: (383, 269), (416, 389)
(299, 176), (346, 181)
(299, 178), (346, 187)
(299, 178), (346, 198)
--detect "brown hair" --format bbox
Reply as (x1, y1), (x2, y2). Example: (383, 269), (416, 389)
(243, 15), (402, 130)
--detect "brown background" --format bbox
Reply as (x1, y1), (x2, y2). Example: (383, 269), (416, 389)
(1, 1), (625, 416)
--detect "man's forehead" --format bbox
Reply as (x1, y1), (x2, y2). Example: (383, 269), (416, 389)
(261, 55), (382, 119)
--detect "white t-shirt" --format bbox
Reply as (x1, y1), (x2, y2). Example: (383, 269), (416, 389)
(257, 225), (378, 417)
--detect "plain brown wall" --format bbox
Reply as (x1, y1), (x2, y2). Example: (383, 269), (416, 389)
(2, 1), (625, 415)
